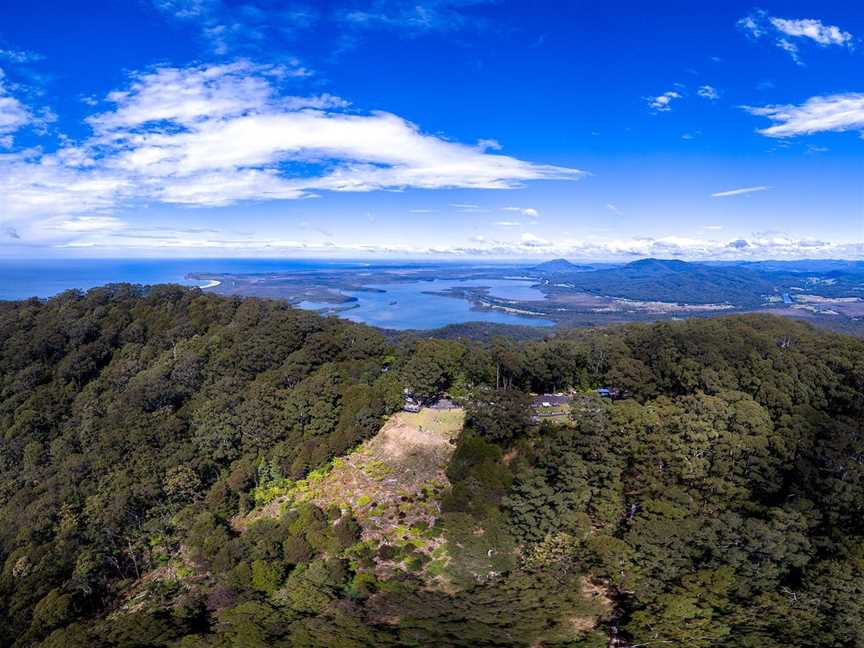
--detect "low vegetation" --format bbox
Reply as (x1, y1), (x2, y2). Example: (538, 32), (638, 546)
(242, 409), (463, 584)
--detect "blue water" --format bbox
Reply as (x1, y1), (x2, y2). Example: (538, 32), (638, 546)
(297, 278), (553, 330)
(0, 258), (363, 300)
(0, 259), (553, 330)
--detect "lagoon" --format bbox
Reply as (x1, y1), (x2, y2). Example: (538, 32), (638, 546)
(297, 278), (554, 330)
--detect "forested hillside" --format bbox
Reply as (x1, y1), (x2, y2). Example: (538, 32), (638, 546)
(2, 285), (864, 647)
(546, 258), (777, 306)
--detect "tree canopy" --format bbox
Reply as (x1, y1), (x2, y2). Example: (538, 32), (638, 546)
(1, 285), (863, 647)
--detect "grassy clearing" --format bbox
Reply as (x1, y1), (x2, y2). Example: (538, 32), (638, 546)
(241, 408), (465, 583)
(533, 403), (571, 418)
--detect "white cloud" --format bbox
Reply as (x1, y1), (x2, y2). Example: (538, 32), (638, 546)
(0, 149), (129, 223)
(477, 138), (502, 150)
(502, 206), (539, 217)
(158, 0), (495, 57)
(495, 220), (521, 227)
(0, 49), (44, 64)
(442, 233), (860, 260)
(34, 227), (862, 261)
(0, 61), (583, 246)
(520, 232), (551, 248)
(737, 14), (764, 39)
(450, 204), (491, 213)
(152, 1), (319, 55)
(339, 0), (494, 35)
(776, 38), (803, 66)
(744, 93), (864, 137)
(87, 62), (279, 131)
(769, 17), (853, 47)
(647, 91), (681, 112)
(46, 216), (126, 232)
(711, 186), (770, 198)
(738, 11), (854, 64)
(703, 225), (723, 230)
(606, 203), (622, 215)
(697, 85), (719, 100)
(0, 95), (29, 135)
(0, 70), (33, 136)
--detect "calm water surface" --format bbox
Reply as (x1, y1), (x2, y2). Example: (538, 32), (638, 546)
(0, 259), (553, 330)
(0, 258), (362, 300)
(298, 278), (553, 330)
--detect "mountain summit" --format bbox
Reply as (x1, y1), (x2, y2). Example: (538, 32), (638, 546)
(530, 258), (591, 273)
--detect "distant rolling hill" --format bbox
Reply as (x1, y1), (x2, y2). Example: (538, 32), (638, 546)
(549, 258), (782, 306)
(530, 258), (595, 273)
(736, 260), (864, 274)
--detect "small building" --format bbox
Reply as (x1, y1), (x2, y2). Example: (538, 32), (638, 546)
(429, 397), (459, 410)
(530, 393), (572, 421)
(530, 393), (571, 409)
(403, 388), (423, 412)
(594, 386), (624, 399)
(403, 396), (422, 413)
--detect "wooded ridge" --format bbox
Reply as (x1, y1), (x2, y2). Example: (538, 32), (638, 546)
(2, 284), (863, 647)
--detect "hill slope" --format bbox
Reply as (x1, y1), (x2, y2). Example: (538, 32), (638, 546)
(560, 257), (779, 305)
(241, 409), (464, 582)
(530, 258), (594, 273)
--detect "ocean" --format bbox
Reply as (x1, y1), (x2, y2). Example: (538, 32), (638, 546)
(0, 258), (364, 301)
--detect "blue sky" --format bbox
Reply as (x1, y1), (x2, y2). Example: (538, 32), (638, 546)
(0, 0), (861, 259)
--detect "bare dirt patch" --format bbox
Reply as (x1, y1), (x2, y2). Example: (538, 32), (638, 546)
(368, 410), (458, 468)
(240, 409), (465, 580)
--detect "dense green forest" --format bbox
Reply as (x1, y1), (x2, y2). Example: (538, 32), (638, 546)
(2, 284), (864, 647)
